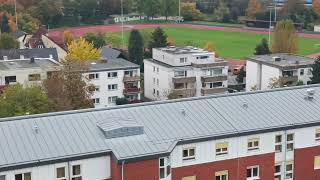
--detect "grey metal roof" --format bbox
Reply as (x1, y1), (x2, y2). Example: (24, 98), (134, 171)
(1, 85), (320, 169)
(101, 47), (121, 59)
(155, 46), (212, 55)
(0, 58), (60, 71)
(86, 58), (139, 72)
(0, 48), (59, 61)
(248, 53), (315, 69)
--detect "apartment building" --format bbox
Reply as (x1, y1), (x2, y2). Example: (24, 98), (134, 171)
(144, 46), (228, 100)
(0, 48), (59, 61)
(83, 58), (141, 108)
(246, 54), (315, 91)
(0, 57), (61, 87)
(1, 85), (320, 180)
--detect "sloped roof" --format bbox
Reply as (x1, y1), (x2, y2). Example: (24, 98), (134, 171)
(0, 48), (59, 61)
(1, 85), (320, 170)
(101, 47), (121, 59)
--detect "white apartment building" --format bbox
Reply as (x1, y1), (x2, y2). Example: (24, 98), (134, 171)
(83, 58), (141, 108)
(0, 57), (61, 87)
(144, 46), (228, 100)
(246, 54), (315, 91)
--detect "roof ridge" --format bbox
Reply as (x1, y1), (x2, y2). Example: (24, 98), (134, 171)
(0, 84), (319, 122)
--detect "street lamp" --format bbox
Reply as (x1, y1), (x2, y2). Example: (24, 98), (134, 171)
(121, 0), (124, 46)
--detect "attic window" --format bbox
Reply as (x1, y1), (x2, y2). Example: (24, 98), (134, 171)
(97, 117), (144, 139)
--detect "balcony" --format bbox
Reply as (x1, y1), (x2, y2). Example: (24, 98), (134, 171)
(172, 88), (196, 98)
(123, 75), (140, 82)
(123, 87), (141, 95)
(201, 75), (228, 83)
(280, 76), (298, 84)
(172, 77), (196, 84)
(201, 87), (227, 95)
(191, 61), (228, 68)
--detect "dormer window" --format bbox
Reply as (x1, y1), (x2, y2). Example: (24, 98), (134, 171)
(180, 57), (187, 63)
(3, 56), (8, 60)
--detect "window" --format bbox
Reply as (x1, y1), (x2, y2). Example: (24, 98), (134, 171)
(56, 167), (66, 180)
(274, 164), (281, 180)
(153, 66), (156, 72)
(286, 162), (293, 179)
(88, 73), (99, 80)
(197, 56), (209, 59)
(246, 166), (259, 179)
(215, 170), (228, 180)
(72, 165), (81, 180)
(275, 135), (282, 152)
(314, 156), (320, 169)
(108, 96), (118, 103)
(208, 82), (223, 89)
(157, 90), (160, 97)
(0, 175), (5, 180)
(159, 157), (171, 179)
(108, 72), (118, 78)
(28, 74), (41, 81)
(286, 134), (294, 151)
(300, 69), (304, 75)
(182, 147), (195, 160)
(93, 86), (100, 92)
(108, 84), (118, 90)
(216, 142), (228, 155)
(205, 68), (223, 76)
(5, 76), (16, 84)
(180, 57), (187, 63)
(153, 89), (156, 95)
(308, 68), (312, 75)
(182, 176), (196, 180)
(15, 172), (31, 180)
(157, 79), (159, 86)
(315, 129), (320, 141)
(248, 138), (259, 151)
(153, 78), (156, 84)
(174, 70), (187, 77)
(92, 98), (100, 104)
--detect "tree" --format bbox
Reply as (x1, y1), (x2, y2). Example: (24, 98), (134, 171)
(213, 0), (231, 22)
(148, 27), (168, 52)
(181, 3), (204, 21)
(313, 0), (320, 16)
(43, 61), (94, 111)
(0, 33), (19, 49)
(63, 30), (74, 45)
(281, 0), (306, 17)
(106, 34), (122, 48)
(18, 13), (40, 33)
(0, 85), (56, 118)
(272, 20), (299, 54)
(204, 41), (219, 57)
(0, 13), (10, 33)
(160, 0), (178, 20)
(66, 37), (101, 61)
(0, 12), (15, 33)
(29, 0), (63, 27)
(268, 77), (283, 89)
(128, 30), (144, 66)
(246, 0), (262, 19)
(83, 32), (106, 48)
(167, 36), (176, 46)
(311, 57), (320, 84)
(143, 0), (161, 19)
(254, 38), (271, 55)
(236, 67), (246, 83)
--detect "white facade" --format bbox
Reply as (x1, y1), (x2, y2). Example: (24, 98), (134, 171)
(83, 68), (141, 108)
(246, 56), (313, 91)
(144, 47), (229, 100)
(0, 156), (111, 180)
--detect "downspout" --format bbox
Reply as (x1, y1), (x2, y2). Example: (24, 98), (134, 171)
(282, 130), (287, 180)
(121, 160), (125, 180)
(67, 161), (71, 180)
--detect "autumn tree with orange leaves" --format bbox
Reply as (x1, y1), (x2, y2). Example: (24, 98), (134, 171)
(313, 0), (320, 16)
(246, 0), (262, 19)
(0, 12), (16, 33)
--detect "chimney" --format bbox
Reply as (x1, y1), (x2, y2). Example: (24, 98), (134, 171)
(30, 57), (35, 63)
(101, 58), (108, 63)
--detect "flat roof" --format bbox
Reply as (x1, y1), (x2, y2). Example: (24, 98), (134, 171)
(1, 85), (320, 170)
(248, 53), (315, 69)
(0, 58), (60, 71)
(86, 58), (139, 72)
(155, 46), (213, 55)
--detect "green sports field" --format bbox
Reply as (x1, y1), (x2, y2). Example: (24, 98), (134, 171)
(113, 27), (320, 59)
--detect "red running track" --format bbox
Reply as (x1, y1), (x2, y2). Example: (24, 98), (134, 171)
(48, 23), (320, 42)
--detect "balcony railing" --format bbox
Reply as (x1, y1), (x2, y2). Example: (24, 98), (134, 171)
(123, 75), (140, 82)
(201, 87), (227, 95)
(191, 61), (228, 68)
(172, 76), (196, 84)
(172, 88), (196, 98)
(201, 75), (228, 83)
(280, 76), (298, 84)
(123, 87), (141, 94)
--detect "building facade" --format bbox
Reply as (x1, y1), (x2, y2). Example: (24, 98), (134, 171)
(1, 85), (320, 180)
(144, 46), (228, 100)
(83, 58), (141, 108)
(246, 54), (314, 91)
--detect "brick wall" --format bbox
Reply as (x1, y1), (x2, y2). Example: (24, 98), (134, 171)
(295, 146), (320, 180)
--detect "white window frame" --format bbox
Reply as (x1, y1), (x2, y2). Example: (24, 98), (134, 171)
(14, 172), (32, 180)
(107, 72), (118, 78)
(182, 147), (195, 160)
(216, 142), (228, 156)
(286, 133), (294, 151)
(247, 138), (259, 151)
(180, 57), (187, 63)
(286, 162), (293, 179)
(246, 166), (259, 180)
(159, 157), (171, 179)
(108, 84), (118, 91)
(71, 164), (81, 180)
(274, 164), (281, 180)
(108, 96), (118, 103)
(88, 73), (99, 80)
(56, 166), (67, 180)
(174, 70), (187, 77)
(215, 170), (228, 180)
(0, 175), (5, 180)
(92, 98), (100, 104)
(315, 128), (320, 141)
(314, 155), (320, 169)
(275, 135), (282, 153)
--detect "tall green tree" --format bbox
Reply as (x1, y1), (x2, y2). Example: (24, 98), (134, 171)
(148, 27), (168, 52)
(160, 0), (178, 20)
(213, 0), (231, 22)
(311, 57), (320, 84)
(144, 0), (161, 19)
(272, 20), (299, 54)
(83, 32), (106, 48)
(0, 33), (19, 49)
(0, 85), (56, 118)
(0, 14), (10, 33)
(128, 30), (144, 67)
(254, 38), (271, 55)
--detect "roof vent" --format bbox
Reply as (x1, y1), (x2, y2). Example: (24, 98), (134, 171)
(273, 56), (281, 62)
(242, 102), (248, 108)
(181, 108), (186, 116)
(305, 88), (315, 100)
(30, 57), (35, 63)
(101, 59), (108, 63)
(33, 125), (39, 134)
(97, 117), (144, 139)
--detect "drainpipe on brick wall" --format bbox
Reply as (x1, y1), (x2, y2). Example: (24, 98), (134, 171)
(121, 160), (125, 180)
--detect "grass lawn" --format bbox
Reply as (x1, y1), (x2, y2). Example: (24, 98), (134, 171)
(112, 27), (320, 59)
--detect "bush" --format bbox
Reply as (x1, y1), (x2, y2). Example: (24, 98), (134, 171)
(116, 98), (130, 105)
